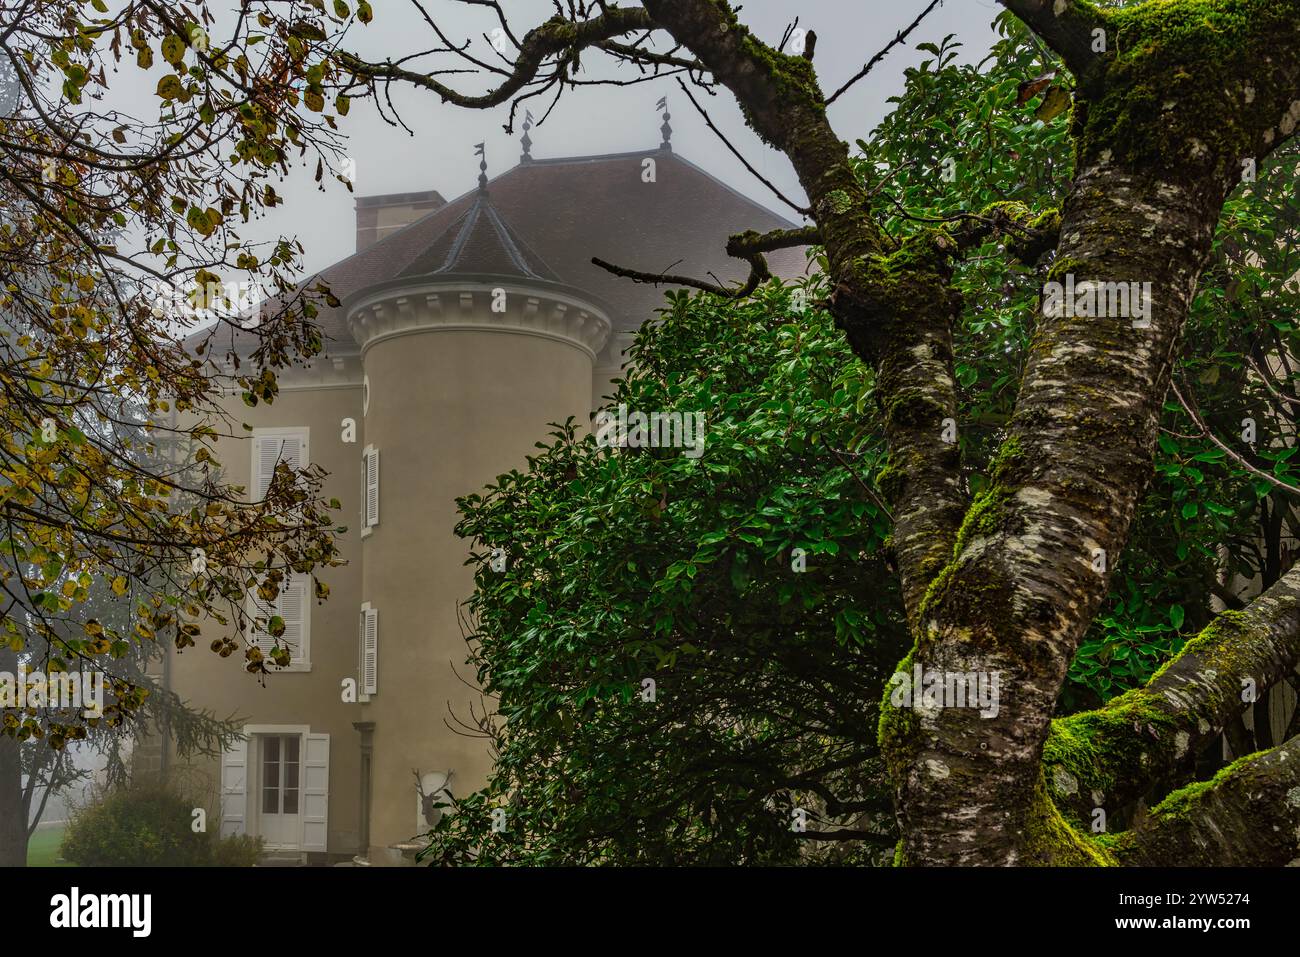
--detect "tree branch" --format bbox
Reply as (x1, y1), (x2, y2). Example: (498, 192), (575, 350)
(1112, 736), (1300, 866)
(1170, 377), (1300, 498)
(639, 0), (967, 624)
(592, 225), (819, 298)
(825, 0), (945, 106)
(998, 0), (1107, 85)
(675, 77), (811, 216)
(335, 7), (654, 111)
(1045, 559), (1300, 819)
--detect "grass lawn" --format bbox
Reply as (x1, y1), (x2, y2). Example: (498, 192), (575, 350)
(27, 826), (72, 867)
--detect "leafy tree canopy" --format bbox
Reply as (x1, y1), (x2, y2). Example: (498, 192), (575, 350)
(422, 13), (1300, 864)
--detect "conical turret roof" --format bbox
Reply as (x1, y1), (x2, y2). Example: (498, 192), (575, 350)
(397, 188), (558, 282)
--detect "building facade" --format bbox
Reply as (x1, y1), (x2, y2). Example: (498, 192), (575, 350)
(152, 138), (806, 864)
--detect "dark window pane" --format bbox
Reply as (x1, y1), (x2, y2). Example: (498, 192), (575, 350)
(262, 788), (278, 815)
(285, 762), (299, 791)
(265, 736), (280, 763)
(283, 789), (298, 815)
(285, 735), (299, 763)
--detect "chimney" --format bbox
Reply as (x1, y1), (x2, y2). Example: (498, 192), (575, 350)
(354, 190), (447, 253)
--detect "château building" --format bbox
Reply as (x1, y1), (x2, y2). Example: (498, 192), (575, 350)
(153, 126), (807, 864)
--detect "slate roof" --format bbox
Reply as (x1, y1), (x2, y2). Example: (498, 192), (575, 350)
(211, 147), (809, 355)
(397, 187), (560, 282)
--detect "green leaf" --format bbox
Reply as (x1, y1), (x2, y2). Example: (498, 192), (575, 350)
(156, 75), (184, 100)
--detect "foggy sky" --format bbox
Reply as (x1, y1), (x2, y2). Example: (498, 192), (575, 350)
(259, 0), (1007, 276)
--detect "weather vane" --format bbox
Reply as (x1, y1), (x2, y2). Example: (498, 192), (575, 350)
(521, 109), (534, 162)
(474, 141), (488, 191)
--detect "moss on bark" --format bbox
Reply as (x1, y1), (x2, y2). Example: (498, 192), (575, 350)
(1076, 0), (1300, 182)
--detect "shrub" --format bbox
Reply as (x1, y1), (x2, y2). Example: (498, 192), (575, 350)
(61, 783), (263, 867)
(208, 833), (264, 867)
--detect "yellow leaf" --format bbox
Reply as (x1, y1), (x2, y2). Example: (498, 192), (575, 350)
(157, 74), (183, 100)
(161, 35), (186, 66)
(1035, 86), (1072, 123)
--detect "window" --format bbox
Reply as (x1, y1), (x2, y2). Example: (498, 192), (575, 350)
(252, 428), (309, 502)
(261, 734), (300, 816)
(248, 573), (311, 671)
(359, 603), (378, 698)
(361, 445), (379, 536)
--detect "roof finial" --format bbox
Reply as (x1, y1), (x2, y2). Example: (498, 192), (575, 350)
(474, 141), (488, 192)
(521, 110), (534, 163)
(657, 96), (672, 151)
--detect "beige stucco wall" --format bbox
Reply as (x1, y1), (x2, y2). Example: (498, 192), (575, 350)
(164, 281), (608, 863)
(167, 375), (366, 857)
(357, 319), (597, 859)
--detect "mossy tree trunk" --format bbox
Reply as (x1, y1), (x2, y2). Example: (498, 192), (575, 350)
(639, 0), (1300, 866)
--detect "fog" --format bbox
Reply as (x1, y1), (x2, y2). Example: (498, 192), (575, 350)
(250, 0), (1007, 275)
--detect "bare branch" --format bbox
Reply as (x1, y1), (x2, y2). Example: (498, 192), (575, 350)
(826, 0), (945, 106)
(592, 225), (818, 298)
(675, 77), (811, 217)
(1170, 378), (1300, 498)
(335, 7), (655, 112)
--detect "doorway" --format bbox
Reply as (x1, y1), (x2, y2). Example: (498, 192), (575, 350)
(257, 733), (302, 849)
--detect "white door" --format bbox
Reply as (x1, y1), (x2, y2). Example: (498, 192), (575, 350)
(258, 734), (302, 848)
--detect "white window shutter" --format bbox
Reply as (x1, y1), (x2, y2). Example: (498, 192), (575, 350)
(250, 574), (309, 666)
(360, 605), (378, 695)
(301, 733), (330, 853)
(220, 738), (248, 837)
(253, 436), (279, 501)
(278, 576), (306, 662)
(248, 586), (274, 655)
(363, 447), (380, 529)
(252, 431), (306, 501)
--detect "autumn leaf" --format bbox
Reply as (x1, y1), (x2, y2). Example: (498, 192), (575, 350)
(156, 74), (183, 100)
(161, 34), (186, 66)
(1016, 70), (1057, 105)
(1035, 85), (1072, 122)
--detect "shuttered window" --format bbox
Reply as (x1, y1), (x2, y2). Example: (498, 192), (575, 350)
(359, 603), (378, 697)
(361, 445), (379, 534)
(252, 428), (308, 502)
(248, 573), (311, 670)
